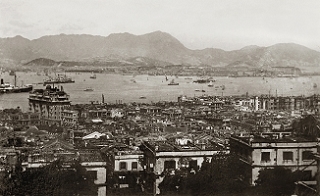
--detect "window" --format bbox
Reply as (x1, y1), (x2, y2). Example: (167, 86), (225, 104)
(283, 151), (293, 162)
(189, 160), (198, 170)
(132, 162), (138, 170)
(164, 160), (176, 170)
(261, 152), (270, 162)
(301, 170), (312, 181)
(87, 171), (97, 180)
(120, 162), (127, 170)
(302, 151), (313, 161)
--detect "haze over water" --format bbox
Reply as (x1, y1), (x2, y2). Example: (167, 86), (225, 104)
(0, 72), (319, 111)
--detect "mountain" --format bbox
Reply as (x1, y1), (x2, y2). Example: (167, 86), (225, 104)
(1, 31), (320, 73)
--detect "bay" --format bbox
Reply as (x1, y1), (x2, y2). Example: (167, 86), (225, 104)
(0, 71), (319, 111)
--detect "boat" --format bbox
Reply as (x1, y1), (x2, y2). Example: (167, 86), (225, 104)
(84, 88), (94, 91)
(43, 74), (75, 85)
(168, 79), (179, 85)
(193, 79), (210, 83)
(9, 70), (15, 76)
(208, 81), (214, 87)
(139, 96), (147, 99)
(90, 72), (96, 79)
(0, 78), (33, 93)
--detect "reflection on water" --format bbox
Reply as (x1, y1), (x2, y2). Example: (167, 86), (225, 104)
(0, 72), (319, 111)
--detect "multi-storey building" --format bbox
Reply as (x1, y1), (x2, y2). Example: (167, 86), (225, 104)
(62, 109), (79, 127)
(142, 140), (227, 194)
(230, 133), (318, 185)
(101, 143), (144, 189)
(28, 85), (71, 126)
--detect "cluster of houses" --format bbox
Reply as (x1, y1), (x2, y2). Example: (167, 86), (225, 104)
(1, 86), (320, 195)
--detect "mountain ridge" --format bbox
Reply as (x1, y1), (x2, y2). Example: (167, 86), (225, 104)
(1, 31), (320, 73)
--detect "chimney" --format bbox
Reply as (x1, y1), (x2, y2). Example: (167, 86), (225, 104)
(1, 79), (3, 85)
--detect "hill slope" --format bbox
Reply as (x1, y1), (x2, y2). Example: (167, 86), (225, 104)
(1, 31), (320, 73)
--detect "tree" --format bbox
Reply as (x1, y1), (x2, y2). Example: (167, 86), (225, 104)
(1, 159), (97, 196)
(254, 167), (299, 196)
(186, 152), (248, 196)
(158, 153), (249, 195)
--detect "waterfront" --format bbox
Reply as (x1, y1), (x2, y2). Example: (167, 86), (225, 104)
(1, 71), (320, 111)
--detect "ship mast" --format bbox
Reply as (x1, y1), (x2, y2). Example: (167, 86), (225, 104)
(14, 74), (17, 86)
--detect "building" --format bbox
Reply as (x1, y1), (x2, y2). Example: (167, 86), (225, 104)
(28, 85), (71, 126)
(21, 139), (107, 196)
(101, 143), (144, 190)
(142, 140), (227, 194)
(62, 109), (79, 127)
(230, 133), (318, 185)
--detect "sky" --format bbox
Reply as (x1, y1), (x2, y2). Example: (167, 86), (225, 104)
(0, 0), (320, 51)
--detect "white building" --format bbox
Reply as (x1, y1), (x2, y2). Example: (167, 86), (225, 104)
(230, 133), (318, 185)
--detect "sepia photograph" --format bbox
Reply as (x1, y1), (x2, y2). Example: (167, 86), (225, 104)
(0, 0), (320, 195)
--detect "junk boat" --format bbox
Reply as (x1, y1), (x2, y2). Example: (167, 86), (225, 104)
(43, 74), (75, 85)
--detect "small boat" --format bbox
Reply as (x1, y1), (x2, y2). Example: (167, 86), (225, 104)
(202, 90), (206, 92)
(208, 81), (214, 87)
(90, 72), (96, 79)
(139, 96), (146, 99)
(195, 89), (201, 92)
(9, 70), (15, 76)
(84, 88), (94, 91)
(168, 79), (179, 85)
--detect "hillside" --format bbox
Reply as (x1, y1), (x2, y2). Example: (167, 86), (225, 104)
(1, 31), (320, 73)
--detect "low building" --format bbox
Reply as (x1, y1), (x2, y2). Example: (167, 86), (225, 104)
(230, 133), (318, 185)
(142, 140), (227, 194)
(102, 143), (144, 189)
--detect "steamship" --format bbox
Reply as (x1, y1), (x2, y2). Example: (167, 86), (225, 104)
(0, 77), (33, 93)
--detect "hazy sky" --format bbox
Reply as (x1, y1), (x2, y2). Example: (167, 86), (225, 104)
(1, 0), (319, 51)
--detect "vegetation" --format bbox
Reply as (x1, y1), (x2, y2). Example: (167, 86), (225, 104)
(0, 159), (97, 196)
(159, 153), (248, 195)
(254, 167), (304, 196)
(157, 153), (308, 196)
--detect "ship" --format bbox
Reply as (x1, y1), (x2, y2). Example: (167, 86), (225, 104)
(90, 72), (96, 79)
(0, 77), (33, 93)
(43, 74), (75, 85)
(84, 88), (94, 91)
(208, 81), (214, 87)
(168, 79), (179, 85)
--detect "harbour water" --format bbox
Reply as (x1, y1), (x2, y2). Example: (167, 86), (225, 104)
(0, 71), (320, 111)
